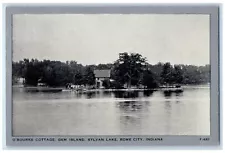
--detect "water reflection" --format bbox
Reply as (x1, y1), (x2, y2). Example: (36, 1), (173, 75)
(164, 101), (172, 111)
(117, 101), (144, 134)
(86, 92), (97, 99)
(113, 91), (139, 98)
(103, 91), (111, 95)
(143, 90), (154, 97)
(75, 92), (82, 98)
(20, 88), (157, 100)
(83, 90), (156, 99)
(102, 91), (114, 98)
(163, 91), (172, 98)
(176, 92), (183, 103)
(13, 86), (210, 135)
(164, 100), (172, 134)
(119, 114), (140, 127)
(117, 101), (143, 112)
(163, 91), (183, 100)
(175, 92), (183, 97)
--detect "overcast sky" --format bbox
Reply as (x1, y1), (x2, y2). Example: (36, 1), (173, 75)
(13, 14), (209, 66)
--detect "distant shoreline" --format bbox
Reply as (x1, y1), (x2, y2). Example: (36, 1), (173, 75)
(12, 84), (210, 93)
(12, 83), (210, 88)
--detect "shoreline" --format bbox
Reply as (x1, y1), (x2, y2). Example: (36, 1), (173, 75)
(12, 84), (210, 93)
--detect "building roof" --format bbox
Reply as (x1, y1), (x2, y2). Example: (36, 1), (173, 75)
(94, 69), (111, 78)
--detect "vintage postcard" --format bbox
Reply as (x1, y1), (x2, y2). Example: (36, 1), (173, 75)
(5, 5), (220, 146)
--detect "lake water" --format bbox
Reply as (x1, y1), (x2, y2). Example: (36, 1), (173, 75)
(12, 85), (210, 136)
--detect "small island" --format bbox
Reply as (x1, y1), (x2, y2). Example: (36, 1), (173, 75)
(12, 52), (210, 93)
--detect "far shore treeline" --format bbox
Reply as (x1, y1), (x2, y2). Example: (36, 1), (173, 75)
(12, 52), (210, 89)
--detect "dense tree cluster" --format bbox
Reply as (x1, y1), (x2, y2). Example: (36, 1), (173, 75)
(13, 59), (96, 87)
(12, 53), (210, 88)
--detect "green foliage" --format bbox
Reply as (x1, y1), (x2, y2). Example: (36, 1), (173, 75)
(112, 52), (147, 88)
(12, 53), (210, 88)
(83, 66), (95, 85)
(172, 65), (183, 84)
(142, 69), (158, 88)
(96, 64), (113, 70)
(160, 62), (174, 84)
(23, 59), (42, 86)
(12, 59), (95, 87)
(41, 61), (73, 87)
(102, 79), (110, 89)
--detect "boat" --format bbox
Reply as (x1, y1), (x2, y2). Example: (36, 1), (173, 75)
(160, 85), (184, 93)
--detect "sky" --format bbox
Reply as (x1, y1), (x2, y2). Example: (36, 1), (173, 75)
(12, 14), (209, 66)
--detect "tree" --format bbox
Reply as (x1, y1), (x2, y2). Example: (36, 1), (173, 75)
(12, 58), (210, 87)
(41, 62), (72, 87)
(74, 73), (83, 85)
(113, 52), (147, 88)
(172, 65), (183, 84)
(160, 62), (174, 85)
(83, 66), (95, 85)
(102, 79), (110, 89)
(23, 59), (42, 86)
(142, 69), (158, 88)
(96, 63), (113, 70)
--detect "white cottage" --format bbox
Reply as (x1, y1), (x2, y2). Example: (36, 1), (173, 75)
(93, 69), (111, 89)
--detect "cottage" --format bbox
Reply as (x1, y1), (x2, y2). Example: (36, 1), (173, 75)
(93, 69), (111, 88)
